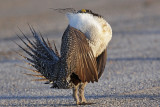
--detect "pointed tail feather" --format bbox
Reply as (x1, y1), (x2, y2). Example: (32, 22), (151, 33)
(16, 26), (60, 83)
(32, 78), (49, 81)
(15, 64), (40, 74)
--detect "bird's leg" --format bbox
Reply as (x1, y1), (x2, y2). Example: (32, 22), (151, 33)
(72, 84), (80, 105)
(79, 82), (87, 104)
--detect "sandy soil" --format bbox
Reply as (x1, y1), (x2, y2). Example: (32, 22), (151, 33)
(0, 0), (160, 106)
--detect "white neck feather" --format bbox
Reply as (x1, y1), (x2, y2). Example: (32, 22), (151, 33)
(67, 13), (101, 38)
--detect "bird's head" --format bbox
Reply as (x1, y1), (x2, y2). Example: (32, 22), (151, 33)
(54, 8), (102, 18)
(76, 9), (102, 18)
(66, 9), (103, 22)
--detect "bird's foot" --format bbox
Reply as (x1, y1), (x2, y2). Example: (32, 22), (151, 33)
(76, 101), (87, 105)
(79, 102), (87, 105)
(78, 102), (94, 105)
(76, 101), (80, 105)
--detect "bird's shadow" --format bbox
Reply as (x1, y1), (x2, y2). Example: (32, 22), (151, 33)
(0, 94), (159, 106)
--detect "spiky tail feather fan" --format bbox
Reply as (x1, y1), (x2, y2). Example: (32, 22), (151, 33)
(16, 26), (60, 86)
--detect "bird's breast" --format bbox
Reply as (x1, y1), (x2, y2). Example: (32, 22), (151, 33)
(87, 22), (112, 57)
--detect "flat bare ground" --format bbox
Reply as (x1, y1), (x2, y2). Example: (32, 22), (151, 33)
(0, 0), (160, 106)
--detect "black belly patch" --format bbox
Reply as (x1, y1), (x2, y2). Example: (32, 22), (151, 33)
(70, 73), (81, 86)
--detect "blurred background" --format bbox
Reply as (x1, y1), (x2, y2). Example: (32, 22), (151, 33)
(0, 0), (160, 61)
(0, 0), (160, 106)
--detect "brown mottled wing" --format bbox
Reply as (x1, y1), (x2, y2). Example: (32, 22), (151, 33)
(97, 49), (107, 79)
(61, 26), (98, 83)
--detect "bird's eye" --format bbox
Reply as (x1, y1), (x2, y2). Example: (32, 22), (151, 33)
(87, 10), (91, 13)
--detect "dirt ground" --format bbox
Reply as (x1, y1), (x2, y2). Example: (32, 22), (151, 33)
(0, 0), (160, 106)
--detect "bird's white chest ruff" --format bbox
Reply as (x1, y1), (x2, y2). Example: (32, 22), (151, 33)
(67, 13), (112, 57)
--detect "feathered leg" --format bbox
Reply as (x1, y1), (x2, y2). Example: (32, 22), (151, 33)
(73, 84), (80, 105)
(79, 82), (87, 104)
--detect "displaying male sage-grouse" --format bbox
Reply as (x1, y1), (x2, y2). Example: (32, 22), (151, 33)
(17, 8), (112, 105)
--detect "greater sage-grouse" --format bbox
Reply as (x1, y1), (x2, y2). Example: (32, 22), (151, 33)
(17, 8), (112, 105)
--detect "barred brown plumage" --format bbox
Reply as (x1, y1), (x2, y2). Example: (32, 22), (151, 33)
(17, 8), (112, 105)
